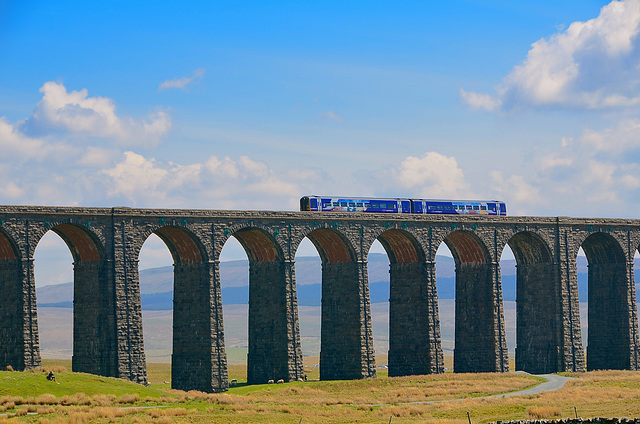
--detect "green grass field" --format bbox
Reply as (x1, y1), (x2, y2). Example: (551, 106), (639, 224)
(1, 359), (640, 423)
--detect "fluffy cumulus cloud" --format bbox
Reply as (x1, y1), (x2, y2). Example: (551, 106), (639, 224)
(453, 0), (640, 217)
(0, 80), (332, 209)
(103, 152), (169, 201)
(100, 152), (317, 208)
(158, 68), (206, 91)
(387, 152), (471, 198)
(490, 172), (543, 206)
(462, 0), (640, 111)
(521, 118), (640, 216)
(20, 82), (171, 147)
(0, 117), (50, 159)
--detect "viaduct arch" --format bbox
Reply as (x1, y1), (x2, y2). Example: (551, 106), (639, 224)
(0, 206), (639, 392)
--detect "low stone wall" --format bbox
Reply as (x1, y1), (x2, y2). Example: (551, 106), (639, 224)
(493, 419), (640, 424)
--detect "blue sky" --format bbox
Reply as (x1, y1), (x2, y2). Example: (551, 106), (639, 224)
(4, 0), (640, 281)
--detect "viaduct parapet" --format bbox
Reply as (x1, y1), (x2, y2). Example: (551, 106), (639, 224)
(0, 206), (639, 392)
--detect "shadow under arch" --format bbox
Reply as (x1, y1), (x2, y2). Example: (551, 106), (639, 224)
(0, 228), (40, 370)
(306, 228), (376, 380)
(581, 232), (637, 370)
(147, 226), (228, 392)
(443, 230), (508, 373)
(44, 223), (114, 377)
(377, 229), (444, 376)
(506, 231), (560, 373)
(232, 227), (304, 384)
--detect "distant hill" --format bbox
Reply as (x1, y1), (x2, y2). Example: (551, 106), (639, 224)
(37, 254), (626, 310)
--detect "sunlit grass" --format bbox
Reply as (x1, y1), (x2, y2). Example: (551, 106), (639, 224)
(0, 359), (638, 423)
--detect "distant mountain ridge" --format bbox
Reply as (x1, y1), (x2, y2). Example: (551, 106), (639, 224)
(37, 254), (628, 310)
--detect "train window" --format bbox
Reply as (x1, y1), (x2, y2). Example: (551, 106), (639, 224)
(348, 202), (355, 207)
(340, 202), (347, 207)
(473, 206), (479, 210)
(481, 205), (487, 210)
(357, 203), (363, 207)
(453, 205), (459, 210)
(333, 202), (339, 206)
(489, 205), (495, 210)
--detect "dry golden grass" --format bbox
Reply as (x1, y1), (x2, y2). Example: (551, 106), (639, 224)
(115, 393), (139, 404)
(59, 393), (90, 406)
(42, 366), (67, 374)
(6, 360), (640, 423)
(527, 406), (562, 419)
(34, 394), (58, 405)
(147, 407), (188, 418)
(35, 405), (56, 415)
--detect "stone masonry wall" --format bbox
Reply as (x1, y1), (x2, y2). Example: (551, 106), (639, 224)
(320, 260), (376, 380)
(247, 260), (304, 384)
(454, 262), (508, 373)
(1, 206), (640, 393)
(493, 419), (640, 424)
(388, 261), (444, 376)
(515, 261), (560, 373)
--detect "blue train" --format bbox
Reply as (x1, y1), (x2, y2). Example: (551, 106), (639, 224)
(300, 196), (507, 216)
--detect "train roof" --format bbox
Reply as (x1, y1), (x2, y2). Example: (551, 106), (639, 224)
(303, 195), (505, 203)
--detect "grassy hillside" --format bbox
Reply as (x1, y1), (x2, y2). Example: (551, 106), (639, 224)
(3, 361), (640, 423)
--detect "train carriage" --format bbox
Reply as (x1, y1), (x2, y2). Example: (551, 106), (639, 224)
(300, 196), (507, 216)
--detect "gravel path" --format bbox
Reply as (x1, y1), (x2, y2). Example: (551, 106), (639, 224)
(486, 372), (573, 398)
(372, 372), (573, 406)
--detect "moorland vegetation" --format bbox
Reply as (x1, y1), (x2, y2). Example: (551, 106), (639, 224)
(1, 357), (640, 423)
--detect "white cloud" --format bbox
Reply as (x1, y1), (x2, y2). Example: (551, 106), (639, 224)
(0, 117), (50, 159)
(490, 171), (543, 206)
(166, 163), (202, 190)
(77, 147), (119, 168)
(205, 156), (240, 178)
(459, 88), (501, 111)
(523, 120), (640, 216)
(0, 182), (24, 199)
(238, 155), (269, 179)
(103, 152), (169, 201)
(159, 68), (206, 91)
(21, 81), (171, 147)
(391, 152), (470, 198)
(463, 0), (640, 111)
(0, 81), (325, 210)
(538, 152), (573, 172)
(101, 152), (319, 208)
(579, 118), (640, 153)
(620, 173), (640, 189)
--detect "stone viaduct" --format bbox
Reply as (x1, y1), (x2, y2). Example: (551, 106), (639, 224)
(0, 205), (639, 392)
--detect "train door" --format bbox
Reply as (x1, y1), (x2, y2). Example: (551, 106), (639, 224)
(401, 201), (411, 214)
(411, 200), (423, 214)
